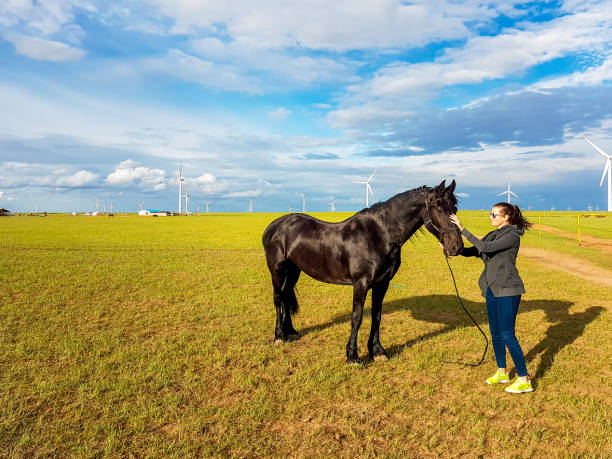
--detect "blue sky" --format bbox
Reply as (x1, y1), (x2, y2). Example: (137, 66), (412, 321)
(1, 0), (611, 213)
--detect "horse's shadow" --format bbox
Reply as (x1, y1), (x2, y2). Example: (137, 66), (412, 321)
(298, 294), (603, 380)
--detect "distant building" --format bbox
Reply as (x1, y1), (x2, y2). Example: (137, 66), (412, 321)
(0, 208), (11, 216)
(139, 209), (170, 216)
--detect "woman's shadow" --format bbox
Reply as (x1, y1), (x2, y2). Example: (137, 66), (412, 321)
(298, 294), (603, 380)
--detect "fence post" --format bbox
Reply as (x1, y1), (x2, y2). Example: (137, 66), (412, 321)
(538, 215), (541, 237)
(577, 214), (581, 246)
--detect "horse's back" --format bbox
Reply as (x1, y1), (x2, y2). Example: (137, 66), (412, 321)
(263, 213), (337, 246)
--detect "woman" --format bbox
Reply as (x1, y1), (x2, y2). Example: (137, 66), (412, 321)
(449, 203), (533, 393)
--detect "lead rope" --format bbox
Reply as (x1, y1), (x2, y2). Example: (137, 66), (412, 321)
(442, 250), (489, 367)
(422, 191), (488, 366)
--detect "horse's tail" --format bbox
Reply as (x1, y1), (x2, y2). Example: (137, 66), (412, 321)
(263, 216), (301, 316)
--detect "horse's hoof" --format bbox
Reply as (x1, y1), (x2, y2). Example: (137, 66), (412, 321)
(347, 357), (363, 365)
(373, 354), (388, 362)
(274, 339), (284, 346)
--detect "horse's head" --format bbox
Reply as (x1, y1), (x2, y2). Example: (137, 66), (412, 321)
(422, 179), (463, 256)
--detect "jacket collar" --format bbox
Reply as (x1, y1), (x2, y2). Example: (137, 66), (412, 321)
(498, 224), (523, 235)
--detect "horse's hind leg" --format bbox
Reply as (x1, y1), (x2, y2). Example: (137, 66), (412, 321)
(271, 260), (301, 344)
(368, 280), (389, 361)
(279, 261), (301, 341)
(346, 279), (368, 364)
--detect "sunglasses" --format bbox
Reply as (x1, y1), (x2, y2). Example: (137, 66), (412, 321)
(490, 212), (503, 218)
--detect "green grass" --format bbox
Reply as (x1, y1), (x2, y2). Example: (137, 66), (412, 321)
(1, 214), (611, 456)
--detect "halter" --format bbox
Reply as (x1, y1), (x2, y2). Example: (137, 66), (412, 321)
(422, 191), (454, 238)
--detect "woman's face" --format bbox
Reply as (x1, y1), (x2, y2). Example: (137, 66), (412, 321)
(490, 206), (509, 228)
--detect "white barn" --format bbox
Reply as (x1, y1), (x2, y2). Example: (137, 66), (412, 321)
(139, 209), (170, 216)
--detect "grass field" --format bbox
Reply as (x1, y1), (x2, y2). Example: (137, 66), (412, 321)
(1, 212), (611, 457)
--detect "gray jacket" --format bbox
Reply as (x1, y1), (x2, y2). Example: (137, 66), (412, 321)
(459, 224), (526, 298)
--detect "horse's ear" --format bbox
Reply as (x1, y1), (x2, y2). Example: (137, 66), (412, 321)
(435, 180), (446, 192)
(445, 179), (456, 194)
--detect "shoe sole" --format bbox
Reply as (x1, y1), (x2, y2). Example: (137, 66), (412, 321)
(486, 380), (510, 385)
(505, 388), (533, 393)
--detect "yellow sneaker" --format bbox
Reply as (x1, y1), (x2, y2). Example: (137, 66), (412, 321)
(504, 378), (533, 393)
(485, 370), (510, 385)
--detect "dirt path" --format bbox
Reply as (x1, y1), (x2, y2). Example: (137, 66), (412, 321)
(520, 246), (612, 288)
(538, 224), (612, 254)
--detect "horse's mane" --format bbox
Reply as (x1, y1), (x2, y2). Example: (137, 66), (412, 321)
(358, 185), (431, 215)
(360, 183), (458, 215)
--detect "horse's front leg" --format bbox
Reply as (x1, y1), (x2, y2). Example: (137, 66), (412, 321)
(368, 280), (389, 361)
(346, 280), (368, 364)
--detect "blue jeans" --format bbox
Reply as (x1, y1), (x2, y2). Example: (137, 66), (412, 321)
(485, 287), (528, 377)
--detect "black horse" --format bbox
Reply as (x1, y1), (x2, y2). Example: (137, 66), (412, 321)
(262, 180), (463, 363)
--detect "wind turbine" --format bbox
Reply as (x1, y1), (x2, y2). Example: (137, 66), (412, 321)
(587, 203), (593, 211)
(497, 178), (518, 203)
(584, 138), (612, 211)
(353, 170), (376, 207)
(329, 199), (336, 212)
(297, 193), (306, 212)
(203, 201), (213, 213)
(138, 202), (144, 212)
(178, 162), (184, 213)
(249, 199), (254, 213)
(183, 185), (191, 214)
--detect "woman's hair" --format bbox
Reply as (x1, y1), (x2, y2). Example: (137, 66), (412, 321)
(493, 202), (533, 232)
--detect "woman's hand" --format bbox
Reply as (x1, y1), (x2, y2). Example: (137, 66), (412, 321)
(450, 214), (464, 231)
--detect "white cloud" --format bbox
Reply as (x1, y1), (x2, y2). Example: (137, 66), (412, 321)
(151, 0), (505, 51)
(0, 0), (95, 34)
(530, 54), (612, 90)
(267, 108), (291, 121)
(224, 190), (262, 198)
(456, 192), (470, 198)
(194, 173), (216, 184)
(60, 24), (86, 45)
(3, 32), (86, 61)
(328, 102), (412, 128)
(188, 37), (358, 91)
(329, 4), (612, 128)
(141, 49), (263, 94)
(56, 170), (98, 187)
(105, 159), (166, 188)
(0, 191), (3, 199)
